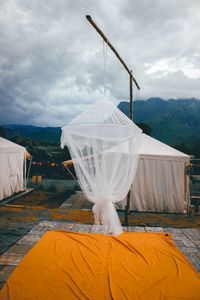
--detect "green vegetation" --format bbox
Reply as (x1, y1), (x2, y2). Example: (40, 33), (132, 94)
(119, 98), (200, 157)
(1, 134), (74, 182)
(2, 97), (200, 158)
(27, 178), (77, 193)
(0, 126), (7, 138)
(9, 135), (71, 164)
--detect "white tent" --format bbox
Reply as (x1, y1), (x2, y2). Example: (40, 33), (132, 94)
(0, 137), (26, 201)
(120, 134), (190, 213)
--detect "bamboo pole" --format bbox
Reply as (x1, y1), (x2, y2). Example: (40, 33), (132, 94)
(24, 151), (26, 190)
(184, 162), (189, 213)
(129, 71), (133, 119)
(86, 15), (139, 226)
(86, 15), (140, 90)
(124, 73), (133, 226)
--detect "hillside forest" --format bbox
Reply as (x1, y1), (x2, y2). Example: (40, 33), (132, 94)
(1, 98), (200, 180)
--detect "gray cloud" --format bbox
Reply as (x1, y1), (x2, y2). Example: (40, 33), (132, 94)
(0, 0), (200, 126)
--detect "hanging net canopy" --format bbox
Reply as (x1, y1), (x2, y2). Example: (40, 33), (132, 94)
(61, 98), (142, 235)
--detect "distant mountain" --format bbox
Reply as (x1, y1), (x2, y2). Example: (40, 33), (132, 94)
(3, 124), (61, 143)
(2, 97), (200, 146)
(118, 97), (200, 146)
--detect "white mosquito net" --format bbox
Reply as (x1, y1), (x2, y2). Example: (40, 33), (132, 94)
(61, 98), (142, 235)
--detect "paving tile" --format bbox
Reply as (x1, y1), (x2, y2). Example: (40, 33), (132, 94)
(145, 227), (164, 232)
(178, 247), (199, 256)
(194, 241), (200, 250)
(181, 237), (196, 248)
(17, 235), (41, 245)
(165, 232), (185, 241)
(184, 231), (200, 242)
(38, 221), (58, 227)
(67, 223), (75, 230)
(70, 224), (92, 233)
(50, 223), (75, 231)
(59, 204), (72, 209)
(91, 225), (104, 233)
(183, 254), (200, 273)
(174, 240), (185, 248)
(29, 225), (55, 236)
(0, 254), (24, 266)
(183, 228), (200, 234)
(3, 244), (33, 255)
(28, 223), (47, 234)
(168, 228), (190, 235)
(122, 227), (128, 232)
(193, 253), (200, 265)
(36, 227), (58, 236)
(53, 222), (74, 231)
(59, 192), (91, 210)
(163, 228), (184, 234)
(0, 266), (16, 282)
(77, 225), (92, 233)
(30, 222), (76, 233)
(128, 226), (146, 232)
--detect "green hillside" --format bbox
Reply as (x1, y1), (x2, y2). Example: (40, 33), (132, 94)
(2, 98), (200, 148)
(118, 98), (200, 146)
(3, 124), (61, 143)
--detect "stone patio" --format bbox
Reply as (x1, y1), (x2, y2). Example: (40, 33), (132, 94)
(1, 191), (200, 290)
(0, 221), (199, 290)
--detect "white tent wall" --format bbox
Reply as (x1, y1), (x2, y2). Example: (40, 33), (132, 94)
(120, 134), (190, 213)
(128, 157), (189, 213)
(0, 138), (26, 201)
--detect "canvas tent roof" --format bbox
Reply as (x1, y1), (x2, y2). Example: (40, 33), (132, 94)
(0, 137), (27, 201)
(0, 137), (25, 153)
(61, 134), (190, 213)
(0, 137), (31, 159)
(63, 134), (190, 166)
(127, 134), (190, 213)
(140, 134), (190, 162)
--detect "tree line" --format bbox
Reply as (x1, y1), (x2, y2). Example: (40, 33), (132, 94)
(1, 124), (200, 158)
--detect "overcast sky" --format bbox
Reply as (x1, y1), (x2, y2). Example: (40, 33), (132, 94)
(0, 0), (200, 126)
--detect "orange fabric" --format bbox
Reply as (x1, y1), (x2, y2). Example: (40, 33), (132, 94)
(25, 150), (31, 160)
(63, 160), (73, 167)
(0, 231), (200, 300)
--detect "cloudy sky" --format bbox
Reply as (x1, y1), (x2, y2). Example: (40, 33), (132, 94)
(0, 0), (200, 126)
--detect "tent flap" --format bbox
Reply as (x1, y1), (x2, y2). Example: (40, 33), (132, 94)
(127, 158), (190, 213)
(0, 137), (26, 200)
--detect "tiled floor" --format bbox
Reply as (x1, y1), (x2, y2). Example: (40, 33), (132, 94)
(0, 221), (199, 290)
(1, 191), (200, 290)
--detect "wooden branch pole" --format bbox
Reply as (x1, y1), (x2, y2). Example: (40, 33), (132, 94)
(86, 15), (140, 90)
(129, 72), (133, 119)
(124, 72), (133, 226)
(123, 73), (133, 226)
(86, 15), (140, 226)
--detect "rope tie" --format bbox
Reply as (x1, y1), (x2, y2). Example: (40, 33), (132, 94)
(62, 162), (80, 187)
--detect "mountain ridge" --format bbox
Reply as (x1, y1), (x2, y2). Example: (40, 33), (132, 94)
(3, 124), (61, 143)
(118, 97), (200, 146)
(2, 97), (200, 146)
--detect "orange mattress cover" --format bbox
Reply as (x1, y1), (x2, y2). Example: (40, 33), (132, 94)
(0, 231), (200, 300)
